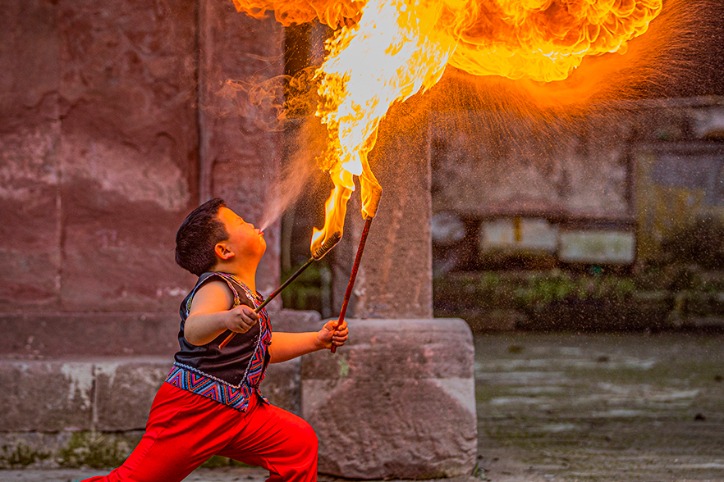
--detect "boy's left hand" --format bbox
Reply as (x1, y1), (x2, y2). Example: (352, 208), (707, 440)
(318, 319), (349, 350)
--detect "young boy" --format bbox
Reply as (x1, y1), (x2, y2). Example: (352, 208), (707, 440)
(84, 198), (348, 482)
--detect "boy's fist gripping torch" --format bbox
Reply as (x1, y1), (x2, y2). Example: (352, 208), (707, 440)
(219, 232), (341, 349)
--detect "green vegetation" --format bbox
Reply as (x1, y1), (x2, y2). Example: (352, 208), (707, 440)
(280, 261), (332, 313)
(513, 271), (637, 311)
(435, 222), (722, 331)
(0, 443), (50, 468)
(57, 432), (139, 469)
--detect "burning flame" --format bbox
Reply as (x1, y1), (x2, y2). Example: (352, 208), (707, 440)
(451, 0), (663, 82)
(232, 0), (664, 253)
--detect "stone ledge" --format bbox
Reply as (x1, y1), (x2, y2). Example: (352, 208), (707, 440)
(0, 356), (301, 433)
(0, 309), (322, 358)
(302, 318), (475, 380)
(0, 313), (179, 358)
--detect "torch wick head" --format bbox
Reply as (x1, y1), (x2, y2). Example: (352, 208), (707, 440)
(312, 231), (342, 260)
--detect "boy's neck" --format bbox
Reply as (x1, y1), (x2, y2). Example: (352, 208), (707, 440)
(212, 262), (257, 293)
(229, 273), (256, 293)
(229, 269), (256, 293)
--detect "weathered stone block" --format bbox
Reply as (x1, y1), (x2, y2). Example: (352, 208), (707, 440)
(93, 356), (304, 430)
(262, 359), (301, 415)
(54, 0), (199, 313)
(259, 310), (322, 415)
(0, 361), (93, 432)
(301, 318), (477, 479)
(0, 0), (62, 311)
(272, 309), (322, 332)
(94, 359), (169, 431)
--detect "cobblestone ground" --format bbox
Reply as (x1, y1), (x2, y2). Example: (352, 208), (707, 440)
(2, 333), (722, 482)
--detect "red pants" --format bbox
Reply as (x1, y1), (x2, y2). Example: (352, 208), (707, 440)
(83, 383), (318, 482)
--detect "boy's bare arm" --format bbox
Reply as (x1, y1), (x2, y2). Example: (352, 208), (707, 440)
(269, 320), (348, 363)
(184, 280), (259, 346)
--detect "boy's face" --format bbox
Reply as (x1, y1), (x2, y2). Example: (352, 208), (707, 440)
(217, 206), (266, 260)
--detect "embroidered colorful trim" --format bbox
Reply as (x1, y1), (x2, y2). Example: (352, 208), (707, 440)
(166, 363), (256, 412)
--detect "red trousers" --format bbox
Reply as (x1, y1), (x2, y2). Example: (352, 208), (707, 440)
(83, 383), (318, 482)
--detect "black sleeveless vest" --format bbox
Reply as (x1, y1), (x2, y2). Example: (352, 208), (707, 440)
(172, 272), (271, 387)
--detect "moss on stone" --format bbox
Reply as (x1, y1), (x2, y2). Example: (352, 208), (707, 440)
(200, 455), (250, 469)
(0, 443), (50, 468)
(57, 432), (137, 469)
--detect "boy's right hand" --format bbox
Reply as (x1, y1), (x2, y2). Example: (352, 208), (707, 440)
(224, 304), (259, 334)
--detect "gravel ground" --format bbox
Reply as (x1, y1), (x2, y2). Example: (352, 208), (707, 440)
(1, 332), (722, 482)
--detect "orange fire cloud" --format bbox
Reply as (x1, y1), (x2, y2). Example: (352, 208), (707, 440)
(232, 0), (665, 253)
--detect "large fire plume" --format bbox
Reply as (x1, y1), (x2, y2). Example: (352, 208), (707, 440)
(232, 0), (665, 253)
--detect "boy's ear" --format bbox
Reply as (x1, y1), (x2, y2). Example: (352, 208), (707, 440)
(214, 242), (235, 261)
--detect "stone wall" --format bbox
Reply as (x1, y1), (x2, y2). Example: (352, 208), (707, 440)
(0, 4), (483, 478)
(0, 0), (283, 339)
(0, 0), (288, 467)
(430, 109), (634, 221)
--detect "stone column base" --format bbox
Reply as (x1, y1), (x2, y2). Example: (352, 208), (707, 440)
(301, 318), (477, 479)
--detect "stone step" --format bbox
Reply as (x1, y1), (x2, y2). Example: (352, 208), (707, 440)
(0, 309), (320, 470)
(0, 355), (301, 470)
(0, 316), (479, 479)
(0, 308), (323, 431)
(0, 313), (178, 358)
(0, 357), (301, 432)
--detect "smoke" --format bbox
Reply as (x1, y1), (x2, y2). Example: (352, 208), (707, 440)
(259, 114), (330, 231)
(216, 65), (326, 231)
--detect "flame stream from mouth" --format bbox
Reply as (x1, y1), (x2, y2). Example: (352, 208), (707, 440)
(311, 0), (460, 251)
(231, 0), (665, 255)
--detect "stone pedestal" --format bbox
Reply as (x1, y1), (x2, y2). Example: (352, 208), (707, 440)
(302, 318), (477, 479)
(319, 98), (477, 479)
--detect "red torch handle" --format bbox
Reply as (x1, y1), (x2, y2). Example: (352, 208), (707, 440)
(331, 218), (372, 353)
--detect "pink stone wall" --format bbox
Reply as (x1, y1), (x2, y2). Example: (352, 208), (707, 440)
(1, 1), (63, 310)
(0, 2), (283, 321)
(199, 2), (284, 297)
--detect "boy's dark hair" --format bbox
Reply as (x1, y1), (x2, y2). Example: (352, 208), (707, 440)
(175, 198), (229, 276)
